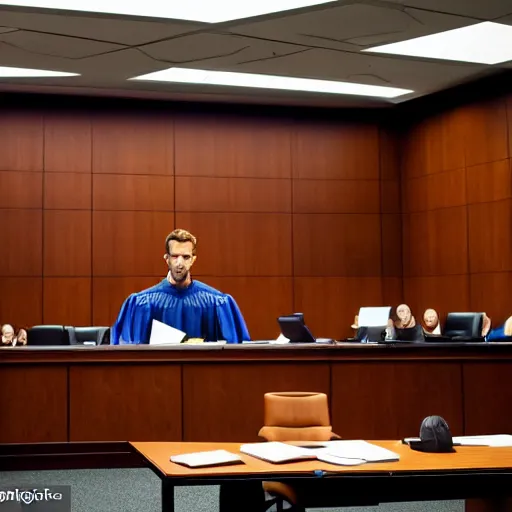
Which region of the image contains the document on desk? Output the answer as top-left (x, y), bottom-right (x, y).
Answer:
top-left (316, 440), bottom-right (400, 463)
top-left (149, 319), bottom-right (186, 345)
top-left (240, 441), bottom-right (399, 466)
top-left (452, 434), bottom-right (512, 447)
top-left (240, 442), bottom-right (317, 463)
top-left (170, 449), bottom-right (243, 468)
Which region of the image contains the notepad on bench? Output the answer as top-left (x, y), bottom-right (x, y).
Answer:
top-left (452, 434), bottom-right (512, 447)
top-left (240, 441), bottom-right (399, 466)
top-left (170, 449), bottom-right (244, 468)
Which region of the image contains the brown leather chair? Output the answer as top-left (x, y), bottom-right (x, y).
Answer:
top-left (258, 392), bottom-right (340, 511)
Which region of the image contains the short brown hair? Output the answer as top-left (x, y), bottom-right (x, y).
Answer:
top-left (165, 229), bottom-right (197, 254)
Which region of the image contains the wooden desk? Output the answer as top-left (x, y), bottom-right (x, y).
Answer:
top-left (1, 343), bottom-right (512, 445)
top-left (131, 440), bottom-right (512, 512)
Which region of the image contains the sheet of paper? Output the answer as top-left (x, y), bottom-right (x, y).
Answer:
top-left (240, 442), bottom-right (315, 463)
top-left (270, 333), bottom-right (290, 344)
top-left (452, 434), bottom-right (512, 447)
top-left (316, 453), bottom-right (366, 466)
top-left (171, 449), bottom-right (242, 468)
top-left (320, 440), bottom-right (400, 462)
top-left (149, 319), bottom-right (186, 345)
top-left (358, 307), bottom-right (391, 327)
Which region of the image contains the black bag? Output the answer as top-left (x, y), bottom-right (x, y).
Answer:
top-left (409, 415), bottom-right (454, 453)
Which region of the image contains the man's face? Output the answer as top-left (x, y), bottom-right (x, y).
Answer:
top-left (397, 305), bottom-right (411, 323)
top-left (424, 309), bottom-right (438, 328)
top-left (164, 241), bottom-right (196, 283)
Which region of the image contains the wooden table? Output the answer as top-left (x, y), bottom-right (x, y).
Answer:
top-left (131, 440), bottom-right (512, 512)
top-left (1, 342), bottom-right (512, 445)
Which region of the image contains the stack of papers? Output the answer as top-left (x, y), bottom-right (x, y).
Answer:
top-left (240, 441), bottom-right (400, 466)
top-left (452, 434), bottom-right (512, 447)
top-left (170, 449), bottom-right (243, 468)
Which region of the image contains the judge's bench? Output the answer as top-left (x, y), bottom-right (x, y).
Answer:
top-left (1, 342), bottom-right (511, 444)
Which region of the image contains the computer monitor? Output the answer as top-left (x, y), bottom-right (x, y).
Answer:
top-left (395, 324), bottom-right (425, 342)
top-left (277, 315), bottom-right (334, 344)
top-left (277, 315), bottom-right (316, 343)
top-left (355, 326), bottom-right (387, 343)
top-left (444, 313), bottom-right (484, 339)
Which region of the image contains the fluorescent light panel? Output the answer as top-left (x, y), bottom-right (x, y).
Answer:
top-left (0, 65), bottom-right (78, 77)
top-left (130, 67), bottom-right (413, 98)
top-left (364, 22), bottom-right (512, 65)
top-left (0, 0), bottom-right (336, 23)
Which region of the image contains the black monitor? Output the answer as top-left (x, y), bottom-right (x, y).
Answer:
top-left (443, 312), bottom-right (483, 338)
top-left (277, 315), bottom-right (316, 343)
top-left (395, 324), bottom-right (425, 342)
top-left (355, 326), bottom-right (387, 343)
top-left (277, 315), bottom-right (333, 344)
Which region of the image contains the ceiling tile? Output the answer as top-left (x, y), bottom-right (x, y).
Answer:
top-left (380, 0), bottom-right (512, 20)
top-left (0, 30), bottom-right (123, 59)
top-left (0, 9), bottom-right (198, 45)
top-left (231, 3), bottom-right (474, 50)
top-left (229, 47), bottom-right (484, 95)
top-left (142, 33), bottom-right (308, 67)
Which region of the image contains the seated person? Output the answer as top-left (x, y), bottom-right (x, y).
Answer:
top-left (481, 313), bottom-right (492, 337)
top-left (422, 308), bottom-right (441, 335)
top-left (351, 315), bottom-right (359, 333)
top-left (16, 328), bottom-right (27, 346)
top-left (486, 316), bottom-right (512, 342)
top-left (111, 229), bottom-right (250, 344)
top-left (1, 324), bottom-right (16, 346)
top-left (395, 304), bottom-right (416, 329)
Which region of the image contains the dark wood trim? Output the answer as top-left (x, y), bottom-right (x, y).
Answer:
top-left (0, 441), bottom-right (146, 471)
top-left (1, 343), bottom-right (511, 364)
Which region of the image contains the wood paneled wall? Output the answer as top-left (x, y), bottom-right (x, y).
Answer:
top-left (0, 103), bottom-right (401, 340)
top-left (401, 95), bottom-right (512, 327)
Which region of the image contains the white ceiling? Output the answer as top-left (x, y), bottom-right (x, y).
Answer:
top-left (0, 0), bottom-right (511, 107)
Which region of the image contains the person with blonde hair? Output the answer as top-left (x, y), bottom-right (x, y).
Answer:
top-left (112, 229), bottom-right (249, 344)
top-left (1, 324), bottom-right (16, 346)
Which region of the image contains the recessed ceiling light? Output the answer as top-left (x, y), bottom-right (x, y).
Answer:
top-left (0, 0), bottom-right (336, 23)
top-left (0, 65), bottom-right (79, 77)
top-left (364, 21), bottom-right (512, 65)
top-left (130, 67), bottom-right (413, 98)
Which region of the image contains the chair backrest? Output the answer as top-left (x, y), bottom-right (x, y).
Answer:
top-left (27, 325), bottom-right (69, 346)
top-left (396, 323), bottom-right (425, 342)
top-left (444, 313), bottom-right (483, 338)
top-left (66, 326), bottom-right (110, 345)
top-left (258, 392), bottom-right (336, 442)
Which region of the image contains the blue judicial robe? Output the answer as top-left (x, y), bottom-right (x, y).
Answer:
top-left (486, 323), bottom-right (511, 342)
top-left (111, 279), bottom-right (250, 345)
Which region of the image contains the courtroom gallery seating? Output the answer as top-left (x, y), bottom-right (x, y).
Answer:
top-left (258, 392), bottom-right (340, 512)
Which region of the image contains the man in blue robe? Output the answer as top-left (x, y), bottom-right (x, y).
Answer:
top-left (111, 229), bottom-right (250, 344)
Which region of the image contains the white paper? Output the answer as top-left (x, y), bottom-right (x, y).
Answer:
top-left (240, 440), bottom-right (399, 465)
top-left (316, 453), bottom-right (366, 466)
top-left (240, 442), bottom-right (315, 463)
top-left (171, 449), bottom-right (241, 468)
top-left (358, 307), bottom-right (391, 327)
top-left (270, 334), bottom-right (290, 344)
top-left (452, 434), bottom-right (512, 447)
top-left (319, 440), bottom-right (400, 462)
top-left (149, 319), bottom-right (186, 345)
